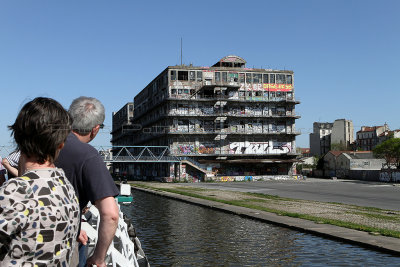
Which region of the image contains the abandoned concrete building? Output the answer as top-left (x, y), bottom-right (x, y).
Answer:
top-left (112, 55), bottom-right (300, 181)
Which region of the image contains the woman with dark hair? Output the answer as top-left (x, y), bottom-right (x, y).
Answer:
top-left (0, 97), bottom-right (80, 266)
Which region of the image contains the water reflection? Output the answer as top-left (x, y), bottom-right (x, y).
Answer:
top-left (121, 189), bottom-right (399, 266)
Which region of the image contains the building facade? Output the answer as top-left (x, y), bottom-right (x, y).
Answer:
top-left (356, 124), bottom-right (389, 151)
top-left (310, 119), bottom-right (354, 156)
top-left (310, 122), bottom-right (333, 156)
top-left (122, 55), bottom-right (300, 181)
top-left (331, 119), bottom-right (354, 148)
top-left (111, 102), bottom-right (134, 147)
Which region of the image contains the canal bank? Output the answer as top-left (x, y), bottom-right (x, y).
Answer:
top-left (129, 182), bottom-right (400, 256)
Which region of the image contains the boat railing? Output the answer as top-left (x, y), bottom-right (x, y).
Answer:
top-left (81, 200), bottom-right (149, 266)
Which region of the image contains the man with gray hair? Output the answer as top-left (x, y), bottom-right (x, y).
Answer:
top-left (56, 96), bottom-right (119, 267)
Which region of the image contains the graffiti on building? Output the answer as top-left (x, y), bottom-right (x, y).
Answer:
top-left (178, 144), bottom-right (195, 154)
top-left (220, 176), bottom-right (235, 182)
top-left (379, 171), bottom-right (400, 182)
top-left (229, 141), bottom-right (292, 154)
top-left (230, 142), bottom-right (269, 154)
top-left (199, 144), bottom-right (215, 154)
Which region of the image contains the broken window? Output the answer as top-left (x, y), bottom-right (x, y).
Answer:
top-left (171, 70), bottom-right (176, 81)
top-left (215, 72), bottom-right (221, 82)
top-left (239, 73), bottom-right (245, 83)
top-left (286, 75), bottom-right (292, 84)
top-left (270, 91), bottom-right (276, 99)
top-left (229, 72), bottom-right (238, 82)
top-left (222, 72), bottom-right (227, 82)
top-left (189, 71), bottom-right (195, 81)
top-left (196, 71), bottom-right (203, 81)
top-left (276, 74), bottom-right (286, 84)
top-left (178, 71), bottom-right (188, 81)
top-left (263, 74), bottom-right (269, 83)
top-left (270, 74), bottom-right (275, 83)
top-left (253, 73), bottom-right (261, 83)
top-left (246, 73), bottom-right (252, 83)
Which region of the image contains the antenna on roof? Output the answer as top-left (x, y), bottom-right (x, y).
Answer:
top-left (180, 37), bottom-right (183, 66)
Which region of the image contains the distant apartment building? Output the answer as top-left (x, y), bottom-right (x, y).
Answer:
top-left (111, 102), bottom-right (134, 147)
top-left (356, 124), bottom-right (389, 151)
top-left (117, 55), bottom-right (300, 181)
top-left (111, 102), bottom-right (134, 175)
top-left (379, 129), bottom-right (400, 144)
top-left (310, 119), bottom-right (354, 156)
top-left (331, 119), bottom-right (354, 148)
top-left (309, 122), bottom-right (333, 156)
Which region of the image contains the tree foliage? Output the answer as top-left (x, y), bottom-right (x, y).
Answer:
top-left (331, 143), bottom-right (349, 151)
top-left (373, 138), bottom-right (400, 168)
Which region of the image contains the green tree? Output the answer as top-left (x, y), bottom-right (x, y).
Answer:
top-left (373, 138), bottom-right (400, 169)
top-left (331, 142), bottom-right (349, 151)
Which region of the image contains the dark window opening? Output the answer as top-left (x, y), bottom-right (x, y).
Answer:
top-left (239, 73), bottom-right (245, 83)
top-left (270, 74), bottom-right (275, 83)
top-left (276, 74), bottom-right (286, 84)
top-left (222, 72), bottom-right (227, 82)
top-left (246, 73), bottom-right (252, 83)
top-left (253, 73), bottom-right (261, 83)
top-left (215, 72), bottom-right (221, 82)
top-left (178, 71), bottom-right (188, 81)
top-left (286, 75), bottom-right (292, 84)
top-left (196, 71), bottom-right (203, 81)
top-left (263, 74), bottom-right (269, 83)
top-left (171, 70), bottom-right (176, 81)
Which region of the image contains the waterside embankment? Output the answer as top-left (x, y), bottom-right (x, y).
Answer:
top-left (129, 181), bottom-right (400, 256)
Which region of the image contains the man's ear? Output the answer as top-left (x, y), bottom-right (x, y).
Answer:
top-left (90, 125), bottom-right (100, 140)
top-left (58, 143), bottom-right (65, 150)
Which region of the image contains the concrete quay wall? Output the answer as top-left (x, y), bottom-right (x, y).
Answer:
top-left (131, 185), bottom-right (400, 256)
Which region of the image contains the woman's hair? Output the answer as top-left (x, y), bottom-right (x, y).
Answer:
top-left (9, 97), bottom-right (71, 164)
top-left (68, 96), bottom-right (105, 135)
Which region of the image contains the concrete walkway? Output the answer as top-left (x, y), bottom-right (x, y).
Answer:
top-left (132, 185), bottom-right (400, 256)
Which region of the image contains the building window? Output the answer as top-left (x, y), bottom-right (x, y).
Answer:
top-left (286, 75), bottom-right (293, 84)
top-left (229, 72), bottom-right (238, 82)
top-left (222, 72), bottom-right (227, 82)
top-left (263, 74), bottom-right (269, 83)
top-left (189, 71), bottom-right (195, 81)
top-left (253, 73), bottom-right (261, 83)
top-left (276, 74), bottom-right (286, 84)
top-left (178, 71), bottom-right (188, 81)
top-left (239, 73), bottom-right (245, 83)
top-left (215, 72), bottom-right (221, 82)
top-left (246, 73), bottom-right (252, 83)
top-left (270, 74), bottom-right (275, 83)
top-left (171, 70), bottom-right (176, 81)
top-left (196, 71), bottom-right (203, 81)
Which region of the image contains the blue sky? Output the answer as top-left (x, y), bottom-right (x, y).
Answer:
top-left (0, 0), bottom-right (399, 155)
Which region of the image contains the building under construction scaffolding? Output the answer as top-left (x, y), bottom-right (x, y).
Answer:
top-left (112, 55), bottom-right (300, 181)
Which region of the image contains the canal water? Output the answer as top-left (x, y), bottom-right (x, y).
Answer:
top-left (121, 189), bottom-right (400, 266)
